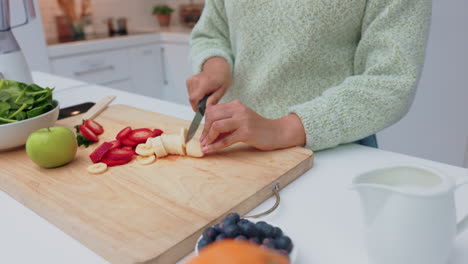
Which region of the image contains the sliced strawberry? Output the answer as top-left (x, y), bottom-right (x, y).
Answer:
top-left (122, 146), bottom-right (136, 154)
top-left (84, 120), bottom-right (104, 135)
top-left (100, 157), bottom-right (132, 167)
top-left (116, 126), bottom-right (132, 140)
top-left (128, 128), bottom-right (153, 143)
top-left (107, 140), bottom-right (121, 150)
top-left (89, 142), bottom-right (113, 163)
top-left (79, 124), bottom-right (99, 142)
top-left (121, 137), bottom-right (138, 147)
top-left (104, 148), bottom-right (135, 161)
top-left (152, 129), bottom-right (164, 137)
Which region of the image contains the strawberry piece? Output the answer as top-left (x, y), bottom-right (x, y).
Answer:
top-left (122, 146), bottom-right (136, 155)
top-left (128, 128), bottom-right (153, 144)
top-left (116, 126), bottom-right (132, 140)
top-left (152, 129), bottom-right (164, 137)
top-left (89, 142), bottom-right (113, 163)
top-left (121, 137), bottom-right (138, 147)
top-left (100, 157), bottom-right (132, 167)
top-left (107, 140), bottom-right (121, 150)
top-left (84, 120), bottom-right (104, 135)
top-left (79, 124), bottom-right (99, 142)
top-left (104, 148), bottom-right (135, 161)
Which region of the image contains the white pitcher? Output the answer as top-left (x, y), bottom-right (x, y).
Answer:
top-left (352, 166), bottom-right (468, 264)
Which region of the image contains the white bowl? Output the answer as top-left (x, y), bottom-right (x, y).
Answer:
top-left (195, 218), bottom-right (298, 263)
top-left (0, 101), bottom-right (59, 151)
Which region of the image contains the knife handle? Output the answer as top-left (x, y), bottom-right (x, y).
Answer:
top-left (198, 94), bottom-right (211, 116)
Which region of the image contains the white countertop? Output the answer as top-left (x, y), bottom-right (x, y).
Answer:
top-left (48, 28), bottom-right (191, 58)
top-left (1, 72), bottom-right (468, 264)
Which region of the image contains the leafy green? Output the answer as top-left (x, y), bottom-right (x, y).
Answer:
top-left (0, 79), bottom-right (56, 125)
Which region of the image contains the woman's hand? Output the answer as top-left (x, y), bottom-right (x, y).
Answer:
top-left (200, 100), bottom-right (307, 153)
top-left (186, 57), bottom-right (232, 112)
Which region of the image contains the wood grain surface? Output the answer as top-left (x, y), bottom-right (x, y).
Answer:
top-left (0, 105), bottom-right (313, 264)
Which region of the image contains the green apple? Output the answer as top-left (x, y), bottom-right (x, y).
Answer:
top-left (26, 126), bottom-right (78, 168)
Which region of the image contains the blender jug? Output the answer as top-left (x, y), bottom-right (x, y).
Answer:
top-left (0, 0), bottom-right (36, 83)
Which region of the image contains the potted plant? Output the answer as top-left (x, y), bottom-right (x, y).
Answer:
top-left (152, 5), bottom-right (174, 27)
top-left (179, 0), bottom-right (203, 28)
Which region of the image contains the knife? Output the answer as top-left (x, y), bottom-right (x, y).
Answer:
top-left (186, 94), bottom-right (210, 143)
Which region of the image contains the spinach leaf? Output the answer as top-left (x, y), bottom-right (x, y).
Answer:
top-left (0, 79), bottom-right (56, 125)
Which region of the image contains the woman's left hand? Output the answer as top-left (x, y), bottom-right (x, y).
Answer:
top-left (200, 100), bottom-right (307, 153)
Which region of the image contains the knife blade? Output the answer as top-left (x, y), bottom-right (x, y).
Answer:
top-left (186, 94), bottom-right (210, 143)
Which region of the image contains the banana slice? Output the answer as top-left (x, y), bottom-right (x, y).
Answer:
top-left (162, 134), bottom-right (185, 156)
top-left (87, 162), bottom-right (108, 174)
top-left (186, 138), bottom-right (204, 158)
top-left (136, 143), bottom-right (154, 156)
top-left (152, 136), bottom-right (168, 158)
top-left (136, 155), bottom-right (156, 165)
top-left (181, 128), bottom-right (188, 149)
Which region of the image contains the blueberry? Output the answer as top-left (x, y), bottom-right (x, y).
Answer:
top-left (248, 237), bottom-right (262, 244)
top-left (213, 223), bottom-right (223, 233)
top-left (255, 221), bottom-right (274, 238)
top-left (225, 212), bottom-right (240, 223)
top-left (277, 249), bottom-right (289, 256)
top-left (238, 221), bottom-right (258, 237)
top-left (275, 236), bottom-right (292, 250)
top-left (255, 221), bottom-right (268, 237)
top-left (235, 235), bottom-right (247, 241)
top-left (203, 227), bottom-right (219, 240)
top-left (197, 236), bottom-right (212, 250)
top-left (215, 233), bottom-right (227, 241)
top-left (262, 238), bottom-right (276, 249)
top-left (224, 224), bottom-right (240, 238)
top-left (272, 227), bottom-right (283, 238)
top-left (237, 218), bottom-right (250, 226)
top-left (263, 224), bottom-right (275, 238)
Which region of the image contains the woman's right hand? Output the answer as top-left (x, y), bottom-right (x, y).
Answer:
top-left (186, 57), bottom-right (232, 112)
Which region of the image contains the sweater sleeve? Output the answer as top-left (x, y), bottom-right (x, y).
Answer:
top-left (189, 0), bottom-right (234, 74)
top-left (289, 0), bottom-right (432, 151)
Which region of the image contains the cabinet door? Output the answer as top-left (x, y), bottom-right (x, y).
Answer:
top-left (160, 43), bottom-right (192, 106)
top-left (129, 45), bottom-right (164, 98)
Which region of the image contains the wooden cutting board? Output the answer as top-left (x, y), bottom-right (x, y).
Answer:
top-left (0, 105), bottom-right (313, 264)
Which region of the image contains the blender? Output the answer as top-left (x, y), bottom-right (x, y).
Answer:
top-left (0, 0), bottom-right (36, 83)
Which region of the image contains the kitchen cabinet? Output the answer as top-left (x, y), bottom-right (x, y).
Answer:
top-left (50, 49), bottom-right (132, 86)
top-left (129, 44), bottom-right (164, 98)
top-left (160, 43), bottom-right (192, 106)
top-left (48, 33), bottom-right (193, 106)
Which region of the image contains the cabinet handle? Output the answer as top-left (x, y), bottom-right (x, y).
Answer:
top-left (160, 47), bottom-right (168, 85)
top-left (74, 65), bottom-right (115, 76)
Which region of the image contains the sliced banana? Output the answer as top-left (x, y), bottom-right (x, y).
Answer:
top-left (87, 162), bottom-right (108, 174)
top-left (136, 155), bottom-right (156, 165)
top-left (180, 128), bottom-right (188, 150)
top-left (162, 134), bottom-right (185, 156)
top-left (136, 143), bottom-right (154, 156)
top-left (152, 136), bottom-right (168, 158)
top-left (186, 138), bottom-right (204, 158)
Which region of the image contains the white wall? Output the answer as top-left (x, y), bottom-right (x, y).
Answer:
top-left (377, 0), bottom-right (468, 167)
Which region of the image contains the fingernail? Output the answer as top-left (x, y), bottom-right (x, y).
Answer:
top-left (202, 146), bottom-right (209, 153)
top-left (201, 139), bottom-right (207, 146)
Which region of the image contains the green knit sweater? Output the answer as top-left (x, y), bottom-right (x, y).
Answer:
top-left (190, 0), bottom-right (432, 151)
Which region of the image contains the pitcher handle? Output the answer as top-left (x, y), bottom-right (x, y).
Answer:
top-left (10, 0), bottom-right (36, 29)
top-left (456, 179), bottom-right (468, 235)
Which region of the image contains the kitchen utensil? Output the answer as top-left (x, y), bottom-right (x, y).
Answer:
top-left (0, 0), bottom-right (36, 83)
top-left (352, 166), bottom-right (468, 264)
top-left (0, 105), bottom-right (313, 264)
top-left (81, 95), bottom-right (115, 120)
top-left (186, 94), bottom-right (210, 143)
top-left (0, 100), bottom-right (59, 151)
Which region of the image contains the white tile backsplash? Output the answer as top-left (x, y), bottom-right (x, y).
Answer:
top-left (38, 0), bottom-right (203, 41)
